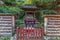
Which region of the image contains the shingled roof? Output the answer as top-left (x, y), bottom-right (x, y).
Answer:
top-left (23, 4), bottom-right (37, 8)
top-left (22, 4), bottom-right (39, 11)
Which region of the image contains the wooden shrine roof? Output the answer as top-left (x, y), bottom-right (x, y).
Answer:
top-left (23, 4), bottom-right (37, 8)
top-left (43, 15), bottom-right (60, 17)
top-left (22, 4), bottom-right (39, 11)
top-left (0, 13), bottom-right (17, 16)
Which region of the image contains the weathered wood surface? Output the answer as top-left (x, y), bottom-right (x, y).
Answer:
top-left (44, 15), bottom-right (60, 36)
top-left (0, 16), bottom-right (14, 36)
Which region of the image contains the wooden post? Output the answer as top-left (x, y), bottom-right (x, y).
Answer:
top-left (16, 28), bottom-right (19, 40)
top-left (44, 18), bottom-right (48, 35)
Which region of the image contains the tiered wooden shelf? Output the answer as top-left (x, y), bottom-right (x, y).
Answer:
top-left (0, 14), bottom-right (16, 36)
top-left (44, 15), bottom-right (60, 36)
top-left (0, 16), bottom-right (12, 36)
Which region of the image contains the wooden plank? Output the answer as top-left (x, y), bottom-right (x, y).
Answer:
top-left (0, 34), bottom-right (12, 36)
top-left (0, 30), bottom-right (12, 31)
top-left (0, 28), bottom-right (12, 30)
top-left (47, 25), bottom-right (60, 26)
top-left (0, 14), bottom-right (17, 16)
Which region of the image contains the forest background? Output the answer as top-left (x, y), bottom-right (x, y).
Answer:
top-left (0, 0), bottom-right (57, 28)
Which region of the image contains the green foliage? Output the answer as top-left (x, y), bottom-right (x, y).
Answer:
top-left (34, 0), bottom-right (56, 10)
top-left (39, 10), bottom-right (57, 15)
top-left (34, 0), bottom-right (56, 4)
top-left (36, 9), bottom-right (56, 22)
top-left (0, 36), bottom-right (10, 40)
top-left (15, 19), bottom-right (25, 28)
top-left (3, 0), bottom-right (15, 3)
top-left (15, 1), bottom-right (24, 7)
top-left (15, 19), bottom-right (22, 27)
top-left (49, 37), bottom-right (60, 40)
top-left (24, 0), bottom-right (33, 4)
top-left (2, 0), bottom-right (15, 6)
top-left (15, 0), bottom-right (24, 7)
top-left (0, 5), bottom-right (20, 13)
top-left (34, 23), bottom-right (44, 28)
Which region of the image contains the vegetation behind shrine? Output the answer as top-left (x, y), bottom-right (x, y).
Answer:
top-left (0, 0), bottom-right (57, 28)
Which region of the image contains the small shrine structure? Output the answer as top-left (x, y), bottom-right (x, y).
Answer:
top-left (16, 4), bottom-right (44, 40)
top-left (22, 4), bottom-right (39, 27)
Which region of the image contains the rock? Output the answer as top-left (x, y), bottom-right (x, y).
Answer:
top-left (10, 34), bottom-right (16, 40)
top-left (0, 0), bottom-right (4, 4)
top-left (10, 37), bottom-right (14, 40)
